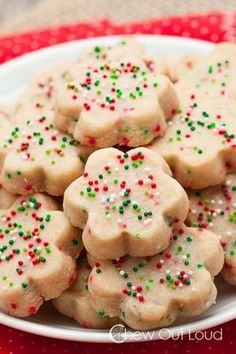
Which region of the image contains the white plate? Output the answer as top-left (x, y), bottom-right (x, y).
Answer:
top-left (0, 35), bottom-right (235, 343)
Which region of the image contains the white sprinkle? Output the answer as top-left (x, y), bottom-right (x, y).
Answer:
top-left (21, 153), bottom-right (28, 161)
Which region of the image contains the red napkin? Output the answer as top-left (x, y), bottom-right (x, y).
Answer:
top-left (0, 12), bottom-right (235, 354)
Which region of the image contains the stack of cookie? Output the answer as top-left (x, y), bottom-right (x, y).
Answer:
top-left (0, 37), bottom-right (235, 331)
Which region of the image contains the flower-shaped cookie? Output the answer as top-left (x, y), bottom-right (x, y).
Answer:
top-left (55, 58), bottom-right (178, 147)
top-left (78, 36), bottom-right (168, 75)
top-left (16, 62), bottom-right (72, 112)
top-left (150, 44), bottom-right (236, 189)
top-left (78, 37), bottom-right (146, 64)
top-left (176, 43), bottom-right (236, 99)
top-left (88, 224), bottom-right (224, 330)
top-left (187, 174), bottom-right (236, 285)
top-left (150, 91), bottom-right (236, 189)
top-left (64, 147), bottom-right (189, 259)
top-left (0, 104), bottom-right (84, 196)
top-left (53, 253), bottom-right (118, 329)
top-left (0, 194), bottom-right (83, 317)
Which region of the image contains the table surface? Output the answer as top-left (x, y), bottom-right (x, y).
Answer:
top-left (1, 0), bottom-right (236, 34)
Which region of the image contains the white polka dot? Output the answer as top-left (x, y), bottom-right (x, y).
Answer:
top-left (200, 26), bottom-right (209, 35)
top-left (190, 20), bottom-right (199, 29)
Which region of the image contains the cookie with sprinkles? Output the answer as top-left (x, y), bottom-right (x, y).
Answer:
top-left (0, 194), bottom-right (83, 317)
top-left (78, 36), bottom-right (168, 75)
top-left (78, 37), bottom-right (145, 64)
top-left (53, 253), bottom-right (119, 329)
top-left (187, 174), bottom-right (236, 285)
top-left (87, 224), bottom-right (224, 330)
top-left (64, 147), bottom-right (189, 259)
top-left (16, 62), bottom-right (73, 113)
top-left (0, 104), bottom-right (84, 196)
top-left (54, 58), bottom-right (178, 147)
top-left (176, 43), bottom-right (236, 99)
top-left (150, 43), bottom-right (236, 188)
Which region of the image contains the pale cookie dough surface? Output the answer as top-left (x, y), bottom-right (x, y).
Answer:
top-left (88, 224), bottom-right (224, 331)
top-left (0, 104), bottom-right (84, 196)
top-left (15, 63), bottom-right (73, 113)
top-left (79, 37), bottom-right (168, 75)
top-left (53, 253), bottom-right (118, 329)
top-left (176, 43), bottom-right (236, 98)
top-left (78, 37), bottom-right (145, 64)
top-left (64, 147), bottom-right (189, 259)
top-left (55, 58), bottom-right (178, 147)
top-left (0, 194), bottom-right (83, 318)
top-left (187, 174), bottom-right (236, 286)
top-left (167, 55), bottom-right (203, 82)
top-left (0, 105), bottom-right (14, 121)
top-left (150, 43), bottom-right (236, 189)
top-left (0, 187), bottom-right (17, 209)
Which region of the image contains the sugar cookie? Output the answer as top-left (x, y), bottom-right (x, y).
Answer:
top-left (88, 224), bottom-right (224, 330)
top-left (0, 104), bottom-right (84, 196)
top-left (0, 194), bottom-right (83, 317)
top-left (53, 253), bottom-right (118, 328)
top-left (187, 174), bottom-right (236, 285)
top-left (55, 58), bottom-right (178, 147)
top-left (64, 147), bottom-right (189, 259)
top-left (150, 44), bottom-right (236, 188)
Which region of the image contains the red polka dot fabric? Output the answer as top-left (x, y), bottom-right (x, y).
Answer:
top-left (0, 12), bottom-right (235, 353)
top-left (1, 12), bottom-right (236, 64)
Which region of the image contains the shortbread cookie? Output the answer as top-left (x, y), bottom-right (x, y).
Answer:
top-left (78, 37), bottom-right (145, 64)
top-left (55, 58), bottom-right (178, 147)
top-left (16, 63), bottom-right (72, 112)
top-left (176, 43), bottom-right (236, 99)
top-left (0, 187), bottom-right (16, 209)
top-left (0, 194), bottom-right (83, 317)
top-left (187, 174), bottom-right (236, 285)
top-left (0, 104), bottom-right (84, 196)
top-left (150, 45), bottom-right (236, 189)
top-left (167, 55), bottom-right (203, 82)
top-left (79, 37), bottom-right (167, 75)
top-left (64, 147), bottom-right (189, 259)
top-left (88, 224), bottom-right (224, 330)
top-left (53, 254), bottom-right (118, 328)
